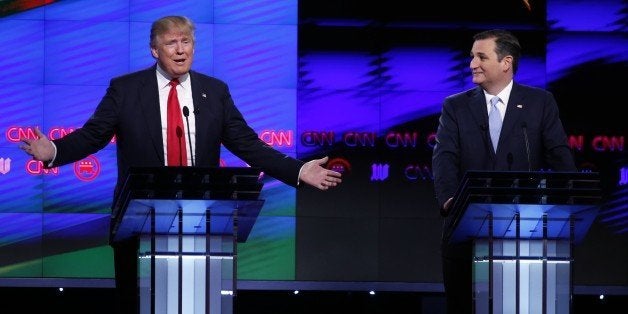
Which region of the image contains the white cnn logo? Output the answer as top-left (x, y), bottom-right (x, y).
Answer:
top-left (0, 158), bottom-right (11, 175)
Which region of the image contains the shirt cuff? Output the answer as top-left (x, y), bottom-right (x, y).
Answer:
top-left (297, 164), bottom-right (305, 186)
top-left (47, 141), bottom-right (58, 168)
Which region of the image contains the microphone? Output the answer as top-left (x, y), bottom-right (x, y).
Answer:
top-left (182, 106), bottom-right (195, 167)
top-left (175, 126), bottom-right (183, 166)
top-left (521, 122), bottom-right (531, 172)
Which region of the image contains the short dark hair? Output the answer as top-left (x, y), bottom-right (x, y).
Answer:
top-left (473, 29), bottom-right (521, 74)
top-left (150, 16), bottom-right (196, 48)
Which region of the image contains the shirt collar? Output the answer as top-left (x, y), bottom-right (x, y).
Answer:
top-left (155, 64), bottom-right (190, 89)
top-left (484, 80), bottom-right (513, 105)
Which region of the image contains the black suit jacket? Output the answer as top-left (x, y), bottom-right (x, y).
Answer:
top-left (51, 65), bottom-right (304, 201)
top-left (432, 82), bottom-right (576, 213)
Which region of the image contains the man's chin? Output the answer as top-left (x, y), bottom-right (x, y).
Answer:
top-left (170, 66), bottom-right (191, 76)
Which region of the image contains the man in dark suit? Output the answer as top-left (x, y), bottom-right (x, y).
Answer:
top-left (20, 15), bottom-right (342, 314)
top-left (432, 29), bottom-right (576, 314)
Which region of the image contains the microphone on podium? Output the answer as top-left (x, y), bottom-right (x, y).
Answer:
top-left (521, 122), bottom-right (531, 172)
top-left (182, 106), bottom-right (195, 167)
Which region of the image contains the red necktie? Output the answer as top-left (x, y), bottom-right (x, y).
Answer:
top-left (167, 78), bottom-right (187, 166)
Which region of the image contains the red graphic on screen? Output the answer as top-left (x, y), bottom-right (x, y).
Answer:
top-left (260, 130), bottom-right (293, 147)
top-left (0, 0), bottom-right (56, 18)
top-left (73, 155), bottom-right (100, 181)
top-left (26, 160), bottom-right (59, 175)
top-left (326, 157), bottom-right (351, 175)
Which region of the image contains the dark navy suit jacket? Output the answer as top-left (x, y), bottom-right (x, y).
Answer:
top-left (432, 82), bottom-right (576, 214)
top-left (51, 65), bottom-right (303, 201)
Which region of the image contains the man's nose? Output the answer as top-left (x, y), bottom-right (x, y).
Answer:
top-left (469, 58), bottom-right (478, 69)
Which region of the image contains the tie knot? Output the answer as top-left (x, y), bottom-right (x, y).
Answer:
top-left (170, 79), bottom-right (179, 87)
top-left (490, 96), bottom-right (500, 106)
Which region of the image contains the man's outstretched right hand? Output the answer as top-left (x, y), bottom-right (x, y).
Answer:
top-left (20, 127), bottom-right (55, 163)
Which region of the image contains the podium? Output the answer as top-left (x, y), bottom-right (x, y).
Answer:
top-left (110, 166), bottom-right (265, 314)
top-left (444, 171), bottom-right (602, 314)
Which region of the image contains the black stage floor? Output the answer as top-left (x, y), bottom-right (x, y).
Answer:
top-left (0, 287), bottom-right (626, 314)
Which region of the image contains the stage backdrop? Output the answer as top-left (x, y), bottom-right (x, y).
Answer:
top-left (0, 0), bottom-right (299, 283)
top-left (295, 0), bottom-right (628, 290)
top-left (0, 0), bottom-right (626, 291)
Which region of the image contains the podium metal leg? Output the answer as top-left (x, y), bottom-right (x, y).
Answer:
top-left (206, 208), bottom-right (211, 314)
top-left (233, 208), bottom-right (238, 297)
top-left (515, 213), bottom-right (520, 314)
top-left (178, 208), bottom-right (183, 314)
top-left (543, 214), bottom-right (547, 314)
top-left (488, 212), bottom-right (494, 314)
top-left (569, 215), bottom-right (574, 314)
top-left (151, 207), bottom-right (156, 314)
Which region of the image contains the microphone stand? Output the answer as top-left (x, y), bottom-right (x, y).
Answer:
top-left (182, 106), bottom-right (195, 167)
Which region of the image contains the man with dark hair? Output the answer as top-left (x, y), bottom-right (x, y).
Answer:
top-left (432, 29), bottom-right (576, 314)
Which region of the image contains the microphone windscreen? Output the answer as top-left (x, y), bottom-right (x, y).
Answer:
top-left (182, 106), bottom-right (190, 117)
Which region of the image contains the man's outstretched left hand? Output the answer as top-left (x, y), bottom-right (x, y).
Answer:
top-left (299, 156), bottom-right (342, 190)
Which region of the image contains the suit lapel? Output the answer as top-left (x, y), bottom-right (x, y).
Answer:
top-left (498, 83), bottom-right (525, 152)
top-left (189, 71), bottom-right (209, 164)
top-left (468, 87), bottom-right (488, 130)
top-left (139, 66), bottom-right (165, 165)
top-left (468, 87), bottom-right (494, 155)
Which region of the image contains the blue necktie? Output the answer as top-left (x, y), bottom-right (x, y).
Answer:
top-left (488, 96), bottom-right (502, 152)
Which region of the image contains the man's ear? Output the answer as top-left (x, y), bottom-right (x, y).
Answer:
top-left (502, 55), bottom-right (513, 72)
top-left (150, 46), bottom-right (158, 59)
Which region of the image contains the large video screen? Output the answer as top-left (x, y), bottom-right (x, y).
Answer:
top-left (0, 0), bottom-right (298, 283)
top-left (295, 0), bottom-right (628, 288)
top-left (0, 0), bottom-right (626, 291)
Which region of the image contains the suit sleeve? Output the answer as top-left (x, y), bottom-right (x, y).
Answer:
top-left (432, 97), bottom-right (461, 215)
top-left (217, 84), bottom-right (304, 187)
top-left (51, 79), bottom-right (120, 167)
top-left (541, 92), bottom-right (577, 171)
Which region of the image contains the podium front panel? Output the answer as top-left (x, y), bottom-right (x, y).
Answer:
top-left (445, 171), bottom-right (602, 244)
top-left (112, 198), bottom-right (264, 243)
top-left (449, 203), bottom-right (598, 244)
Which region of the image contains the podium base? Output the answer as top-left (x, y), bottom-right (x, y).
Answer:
top-left (473, 239), bottom-right (571, 314)
top-left (138, 234), bottom-right (235, 314)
